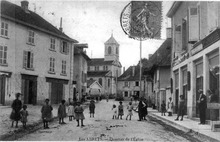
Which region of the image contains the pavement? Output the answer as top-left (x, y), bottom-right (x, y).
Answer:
top-left (148, 108), bottom-right (220, 142)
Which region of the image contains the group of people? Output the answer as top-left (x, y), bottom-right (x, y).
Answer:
top-left (10, 93), bottom-right (94, 129)
top-left (111, 99), bottom-right (149, 121)
top-left (160, 89), bottom-right (209, 125)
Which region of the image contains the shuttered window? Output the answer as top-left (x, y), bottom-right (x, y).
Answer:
top-left (0, 45), bottom-right (7, 65)
top-left (61, 60), bottom-right (67, 74)
top-left (1, 22), bottom-right (8, 37)
top-left (188, 7), bottom-right (199, 42)
top-left (60, 40), bottom-right (69, 54)
top-left (23, 51), bottom-right (34, 69)
top-left (49, 57), bottom-right (55, 72)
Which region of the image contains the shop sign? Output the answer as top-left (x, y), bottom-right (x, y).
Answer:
top-left (191, 44), bottom-right (203, 55)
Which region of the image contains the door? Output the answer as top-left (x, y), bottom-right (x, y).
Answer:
top-left (0, 75), bottom-right (6, 105)
top-left (51, 82), bottom-right (63, 104)
top-left (175, 89), bottom-right (179, 113)
top-left (22, 75), bottom-right (37, 105)
top-left (196, 76), bottom-right (203, 117)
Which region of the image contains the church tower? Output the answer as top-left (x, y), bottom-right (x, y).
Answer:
top-left (104, 34), bottom-right (120, 61)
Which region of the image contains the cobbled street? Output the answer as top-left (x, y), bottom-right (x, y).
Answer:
top-left (15, 100), bottom-right (206, 141)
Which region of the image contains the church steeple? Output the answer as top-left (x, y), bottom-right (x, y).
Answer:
top-left (104, 34), bottom-right (120, 61)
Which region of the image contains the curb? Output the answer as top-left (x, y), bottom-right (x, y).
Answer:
top-left (149, 113), bottom-right (220, 142)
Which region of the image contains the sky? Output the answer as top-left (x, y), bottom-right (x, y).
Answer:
top-left (9, 0), bottom-right (173, 70)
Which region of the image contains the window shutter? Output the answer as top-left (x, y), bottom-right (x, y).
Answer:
top-left (188, 7), bottom-right (199, 42)
top-left (187, 71), bottom-right (191, 91)
top-left (23, 51), bottom-right (27, 68)
top-left (60, 40), bottom-right (63, 53)
top-left (67, 42), bottom-right (70, 54)
top-left (30, 52), bottom-right (34, 68)
top-left (175, 26), bottom-right (182, 54)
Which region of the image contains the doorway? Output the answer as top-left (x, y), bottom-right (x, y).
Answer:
top-left (0, 75), bottom-right (6, 105)
top-left (22, 74), bottom-right (37, 105)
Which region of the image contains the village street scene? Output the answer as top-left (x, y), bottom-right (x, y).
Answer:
top-left (0, 0), bottom-right (220, 141)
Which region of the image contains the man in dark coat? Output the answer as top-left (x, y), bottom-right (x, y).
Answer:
top-left (197, 89), bottom-right (207, 125)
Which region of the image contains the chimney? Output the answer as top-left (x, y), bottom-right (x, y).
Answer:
top-left (21, 0), bottom-right (29, 13)
top-left (148, 54), bottom-right (152, 59)
top-left (123, 67), bottom-right (125, 73)
top-left (166, 28), bottom-right (172, 39)
top-left (59, 17), bottom-right (63, 32)
top-left (132, 66), bottom-right (135, 76)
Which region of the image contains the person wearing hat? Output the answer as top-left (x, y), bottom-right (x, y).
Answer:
top-left (10, 93), bottom-right (22, 128)
top-left (74, 101), bottom-right (85, 127)
top-left (167, 97), bottom-right (173, 116)
top-left (197, 89), bottom-right (207, 125)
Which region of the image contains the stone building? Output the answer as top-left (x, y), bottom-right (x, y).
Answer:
top-left (167, 1), bottom-right (220, 120)
top-left (0, 0), bottom-right (78, 105)
top-left (87, 34), bottom-right (122, 96)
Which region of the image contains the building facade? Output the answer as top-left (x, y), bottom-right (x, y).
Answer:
top-left (87, 34), bottom-right (122, 96)
top-left (167, 1), bottom-right (220, 120)
top-left (0, 0), bottom-right (78, 105)
top-left (143, 36), bottom-right (172, 111)
top-left (118, 65), bottom-right (152, 100)
top-left (73, 44), bottom-right (90, 101)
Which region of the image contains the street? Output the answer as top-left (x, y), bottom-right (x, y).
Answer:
top-left (16, 100), bottom-right (204, 141)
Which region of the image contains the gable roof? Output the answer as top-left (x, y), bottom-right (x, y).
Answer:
top-left (143, 38), bottom-right (172, 74)
top-left (87, 79), bottom-right (102, 88)
top-left (118, 66), bottom-right (143, 81)
top-left (105, 35), bottom-right (119, 45)
top-left (87, 71), bottom-right (110, 77)
top-left (1, 0), bottom-right (78, 42)
top-left (88, 58), bottom-right (114, 66)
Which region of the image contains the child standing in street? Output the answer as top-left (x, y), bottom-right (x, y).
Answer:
top-left (58, 100), bottom-right (67, 124)
top-left (41, 99), bottom-right (53, 129)
top-left (161, 100), bottom-right (166, 116)
top-left (74, 102), bottom-right (85, 127)
top-left (112, 104), bottom-right (117, 119)
top-left (126, 102), bottom-right (134, 120)
top-left (89, 99), bottom-right (95, 118)
top-left (118, 101), bottom-right (124, 119)
top-left (68, 102), bottom-right (75, 121)
top-left (20, 105), bottom-right (28, 128)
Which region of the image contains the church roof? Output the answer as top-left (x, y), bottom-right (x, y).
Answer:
top-left (88, 58), bottom-right (114, 66)
top-left (105, 34), bottom-right (119, 45)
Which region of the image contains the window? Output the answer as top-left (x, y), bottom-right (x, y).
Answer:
top-left (88, 66), bottom-right (90, 71)
top-left (188, 6), bottom-right (199, 42)
top-left (60, 40), bottom-right (69, 54)
top-left (1, 22), bottom-right (8, 37)
top-left (124, 91), bottom-right (128, 97)
top-left (98, 78), bottom-right (102, 86)
top-left (182, 19), bottom-right (187, 51)
top-left (135, 81), bottom-right (139, 86)
top-left (50, 38), bottom-right (56, 50)
top-left (61, 60), bottom-right (67, 75)
top-left (108, 46), bottom-right (111, 54)
top-left (49, 57), bottom-right (55, 72)
top-left (23, 51), bottom-right (34, 69)
top-left (28, 30), bottom-right (35, 44)
top-left (95, 66), bottom-right (99, 71)
top-left (108, 79), bottom-right (110, 87)
top-left (0, 45), bottom-right (7, 65)
top-left (103, 65), bottom-right (108, 71)
top-left (124, 81), bottom-right (130, 87)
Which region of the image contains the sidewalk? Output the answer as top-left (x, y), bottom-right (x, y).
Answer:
top-left (148, 108), bottom-right (220, 142)
top-left (0, 101), bottom-right (91, 140)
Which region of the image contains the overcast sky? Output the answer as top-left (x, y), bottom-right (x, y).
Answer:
top-left (9, 0), bottom-right (173, 69)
